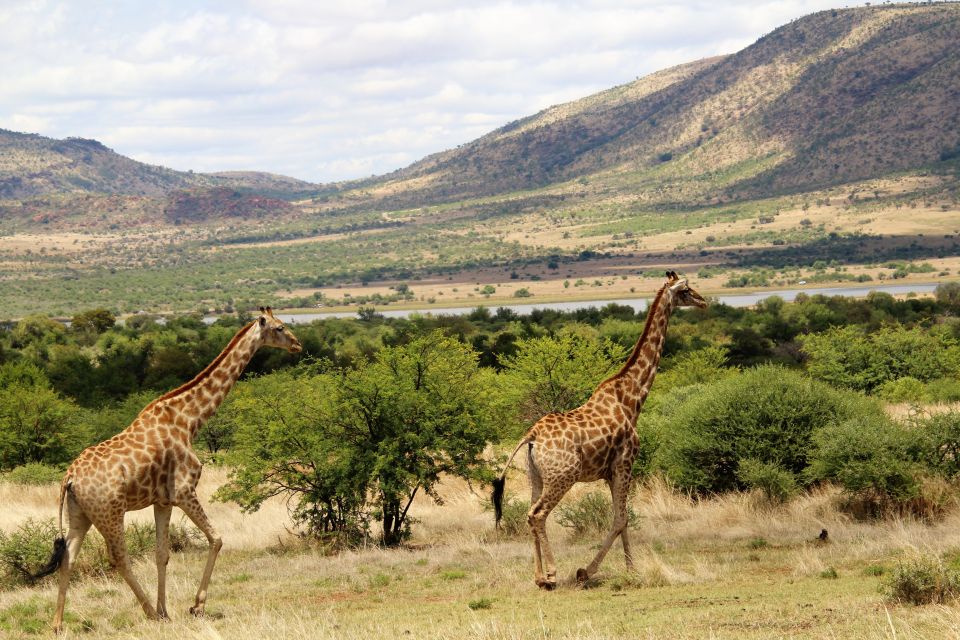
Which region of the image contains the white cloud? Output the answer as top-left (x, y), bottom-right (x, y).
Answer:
top-left (0, 0), bottom-right (885, 182)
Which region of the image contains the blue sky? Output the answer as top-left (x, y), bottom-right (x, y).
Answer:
top-left (3, 1), bottom-right (864, 183)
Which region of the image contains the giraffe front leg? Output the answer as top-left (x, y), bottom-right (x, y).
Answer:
top-left (154, 504), bottom-right (173, 620)
top-left (177, 491), bottom-right (222, 617)
top-left (577, 472), bottom-right (632, 584)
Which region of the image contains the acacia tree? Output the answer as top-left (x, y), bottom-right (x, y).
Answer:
top-left (218, 330), bottom-right (498, 546)
top-left (342, 330), bottom-right (498, 544)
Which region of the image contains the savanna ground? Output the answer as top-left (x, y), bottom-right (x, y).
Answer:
top-left (5, 466), bottom-right (960, 639)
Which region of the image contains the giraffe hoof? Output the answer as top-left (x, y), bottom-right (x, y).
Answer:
top-left (576, 568), bottom-right (589, 584)
top-left (535, 578), bottom-right (557, 590)
top-left (189, 605), bottom-right (204, 618)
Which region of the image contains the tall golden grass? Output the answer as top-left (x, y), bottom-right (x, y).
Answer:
top-left (4, 468), bottom-right (960, 638)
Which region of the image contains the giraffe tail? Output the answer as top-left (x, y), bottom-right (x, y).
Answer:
top-left (23, 475), bottom-right (71, 582)
top-left (491, 476), bottom-right (506, 526)
top-left (492, 437), bottom-right (531, 528)
top-left (25, 538), bottom-right (66, 582)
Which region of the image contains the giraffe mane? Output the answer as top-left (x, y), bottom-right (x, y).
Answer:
top-left (602, 281), bottom-right (670, 384)
top-left (144, 320), bottom-right (257, 409)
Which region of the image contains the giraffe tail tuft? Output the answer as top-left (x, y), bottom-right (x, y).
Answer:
top-left (491, 476), bottom-right (506, 527)
top-left (17, 537), bottom-right (66, 583)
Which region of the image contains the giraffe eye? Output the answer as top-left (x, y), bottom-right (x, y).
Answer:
top-left (275, 326), bottom-right (284, 332)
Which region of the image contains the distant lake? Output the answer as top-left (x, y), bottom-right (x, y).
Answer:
top-left (253, 282), bottom-right (947, 325)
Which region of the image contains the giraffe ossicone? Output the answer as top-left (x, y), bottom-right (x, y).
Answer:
top-left (492, 272), bottom-right (707, 589)
top-left (34, 307), bottom-right (301, 634)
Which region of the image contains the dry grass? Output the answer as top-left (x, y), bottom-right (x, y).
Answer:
top-left (5, 470), bottom-right (960, 638)
top-left (0, 467), bottom-right (294, 550)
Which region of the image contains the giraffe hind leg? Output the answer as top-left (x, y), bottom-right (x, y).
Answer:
top-left (98, 515), bottom-right (159, 621)
top-left (526, 449), bottom-right (546, 587)
top-left (52, 494), bottom-right (91, 634)
top-left (528, 476), bottom-right (575, 590)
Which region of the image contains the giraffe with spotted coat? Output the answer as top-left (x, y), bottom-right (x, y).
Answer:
top-left (492, 272), bottom-right (707, 589)
top-left (34, 307), bottom-right (301, 633)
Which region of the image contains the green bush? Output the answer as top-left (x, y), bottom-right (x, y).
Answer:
top-left (657, 366), bottom-right (866, 493)
top-left (2, 463), bottom-right (63, 486)
top-left (555, 491), bottom-right (639, 540)
top-left (876, 377), bottom-right (930, 403)
top-left (925, 378), bottom-right (960, 403)
top-left (0, 519), bottom-right (60, 589)
top-left (0, 363), bottom-right (84, 470)
top-left (916, 411), bottom-right (960, 478)
top-left (491, 497), bottom-right (530, 538)
top-left (801, 326), bottom-right (960, 393)
top-left (736, 458), bottom-right (796, 502)
top-left (885, 555), bottom-right (960, 605)
top-left (807, 414), bottom-right (922, 509)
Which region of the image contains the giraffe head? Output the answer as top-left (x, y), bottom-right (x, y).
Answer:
top-left (256, 307), bottom-right (302, 353)
top-left (665, 270), bottom-right (707, 308)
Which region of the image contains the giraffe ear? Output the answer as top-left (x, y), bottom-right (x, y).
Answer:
top-left (259, 316), bottom-right (266, 327)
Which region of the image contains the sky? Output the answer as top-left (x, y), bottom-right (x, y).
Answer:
top-left (3, 0), bottom-right (867, 184)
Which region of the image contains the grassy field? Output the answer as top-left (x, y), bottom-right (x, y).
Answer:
top-left (3, 469), bottom-right (960, 639)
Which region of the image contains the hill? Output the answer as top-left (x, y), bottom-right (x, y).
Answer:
top-left (0, 129), bottom-right (322, 200)
top-left (0, 3), bottom-right (959, 316)
top-left (353, 3), bottom-right (960, 209)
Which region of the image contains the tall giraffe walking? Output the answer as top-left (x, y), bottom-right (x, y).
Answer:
top-left (492, 272), bottom-right (706, 589)
top-left (34, 307), bottom-right (301, 633)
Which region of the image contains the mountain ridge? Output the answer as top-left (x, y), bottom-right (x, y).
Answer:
top-left (1, 3), bottom-right (959, 233)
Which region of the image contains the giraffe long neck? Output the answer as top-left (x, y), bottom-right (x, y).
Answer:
top-left (148, 321), bottom-right (261, 440)
top-left (610, 286), bottom-right (676, 413)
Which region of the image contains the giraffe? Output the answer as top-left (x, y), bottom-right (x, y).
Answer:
top-left (491, 272), bottom-right (706, 589)
top-left (33, 307), bottom-right (301, 633)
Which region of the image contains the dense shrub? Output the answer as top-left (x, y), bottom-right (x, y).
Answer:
top-left (916, 411), bottom-right (960, 479)
top-left (801, 326), bottom-right (960, 393)
top-left (656, 365), bottom-right (868, 493)
top-left (0, 518), bottom-right (200, 590)
top-left (2, 463), bottom-right (63, 486)
top-left (491, 496), bottom-right (530, 538)
top-left (876, 377), bottom-right (930, 403)
top-left (0, 519), bottom-right (60, 589)
top-left (885, 554), bottom-right (960, 605)
top-left (807, 414), bottom-right (923, 508)
top-left (925, 378), bottom-right (960, 403)
top-left (736, 458), bottom-right (797, 502)
top-left (0, 362), bottom-right (83, 470)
